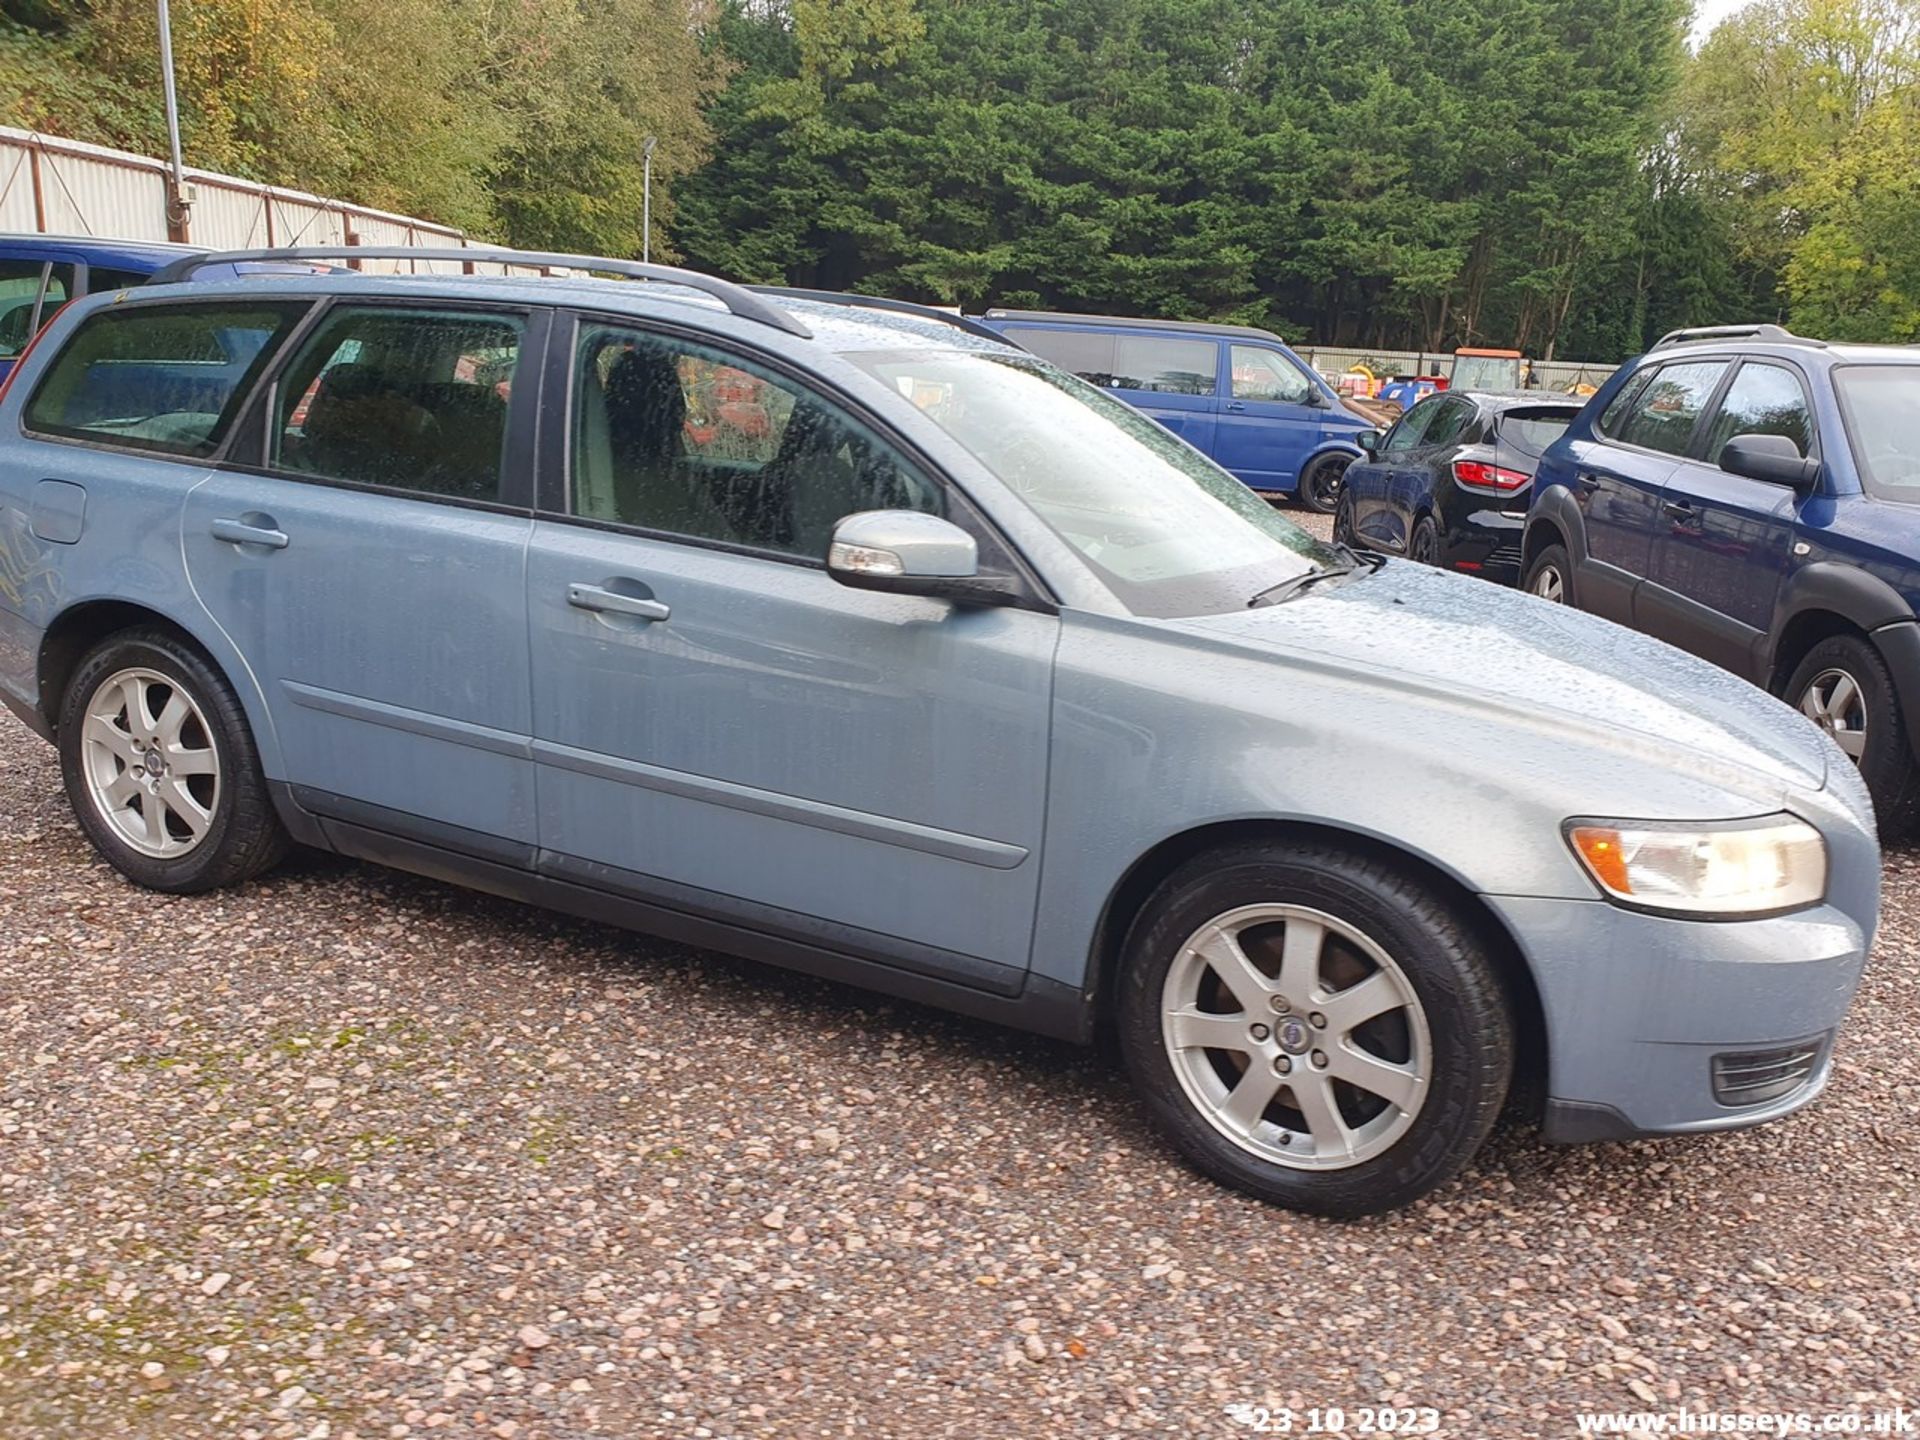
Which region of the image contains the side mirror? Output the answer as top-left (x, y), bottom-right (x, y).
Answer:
top-left (827, 511), bottom-right (1024, 606)
top-left (1721, 433), bottom-right (1821, 492)
top-left (1355, 429), bottom-right (1383, 456)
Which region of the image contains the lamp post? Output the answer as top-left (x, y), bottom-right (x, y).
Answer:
top-left (642, 135), bottom-right (658, 265)
top-left (157, 0), bottom-right (191, 241)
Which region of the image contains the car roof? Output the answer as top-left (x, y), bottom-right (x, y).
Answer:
top-left (0, 233), bottom-right (203, 269)
top-left (982, 308), bottom-right (1287, 345)
top-left (122, 270), bottom-right (1018, 357)
top-left (1646, 338), bottom-right (1920, 367)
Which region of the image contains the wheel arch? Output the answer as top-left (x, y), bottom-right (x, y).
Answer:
top-left (1296, 439), bottom-right (1364, 483)
top-left (1082, 817), bottom-right (1548, 1116)
top-left (1768, 563), bottom-right (1914, 693)
top-left (1521, 485), bottom-right (1585, 574)
top-left (36, 600), bottom-right (282, 776)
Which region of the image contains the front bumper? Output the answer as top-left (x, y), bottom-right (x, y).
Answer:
top-left (1486, 892), bottom-right (1869, 1142)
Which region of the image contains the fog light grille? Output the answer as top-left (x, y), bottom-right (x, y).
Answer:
top-left (1711, 1038), bottom-right (1826, 1108)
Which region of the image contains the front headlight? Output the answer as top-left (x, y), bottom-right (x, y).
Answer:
top-left (1565, 815), bottom-right (1827, 917)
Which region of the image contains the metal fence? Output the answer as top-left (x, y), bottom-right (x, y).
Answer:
top-left (1293, 344), bottom-right (1622, 396)
top-left (0, 126), bottom-right (496, 273)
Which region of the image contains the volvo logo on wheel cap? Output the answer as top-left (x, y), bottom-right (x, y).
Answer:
top-left (1275, 1015), bottom-right (1313, 1054)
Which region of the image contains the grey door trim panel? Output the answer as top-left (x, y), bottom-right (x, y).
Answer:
top-left (281, 680), bottom-right (533, 759)
top-left (529, 737), bottom-right (1031, 870)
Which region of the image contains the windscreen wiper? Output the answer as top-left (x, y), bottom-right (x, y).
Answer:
top-left (1247, 562), bottom-right (1357, 608)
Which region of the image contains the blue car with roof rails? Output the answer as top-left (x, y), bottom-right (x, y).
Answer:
top-left (975, 309), bottom-right (1375, 512)
top-left (1524, 323), bottom-right (1920, 836)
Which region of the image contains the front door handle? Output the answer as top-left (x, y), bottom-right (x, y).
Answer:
top-left (567, 582), bottom-right (670, 622)
top-left (210, 516), bottom-right (289, 550)
top-left (1225, 400), bottom-right (1248, 412)
top-left (1662, 499), bottom-right (1695, 518)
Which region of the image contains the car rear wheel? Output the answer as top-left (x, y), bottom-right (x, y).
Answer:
top-left (59, 628), bottom-right (290, 893)
top-left (1116, 840), bottom-right (1513, 1218)
top-left (1298, 453), bottom-right (1350, 515)
top-left (1787, 633), bottom-right (1920, 838)
top-left (1410, 517), bottom-right (1440, 566)
top-left (1524, 543), bottom-right (1572, 604)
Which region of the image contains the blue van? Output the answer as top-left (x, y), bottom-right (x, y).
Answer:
top-left (977, 309), bottom-right (1375, 511)
top-left (0, 236), bottom-right (211, 381)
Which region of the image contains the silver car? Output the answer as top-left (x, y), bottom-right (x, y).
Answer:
top-left (0, 247), bottom-right (1879, 1217)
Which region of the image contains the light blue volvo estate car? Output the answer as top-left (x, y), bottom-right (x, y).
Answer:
top-left (0, 248), bottom-right (1880, 1217)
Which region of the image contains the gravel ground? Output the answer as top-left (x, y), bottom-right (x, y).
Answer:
top-left (3, 520), bottom-right (1917, 1439)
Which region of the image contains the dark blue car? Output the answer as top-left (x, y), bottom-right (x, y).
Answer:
top-left (1523, 324), bottom-right (1920, 833)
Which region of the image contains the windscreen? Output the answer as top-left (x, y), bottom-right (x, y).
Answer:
top-left (1833, 365), bottom-right (1920, 502)
top-left (850, 348), bottom-right (1340, 616)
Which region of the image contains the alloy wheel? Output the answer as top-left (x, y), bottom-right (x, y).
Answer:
top-left (1799, 666), bottom-right (1867, 763)
top-left (80, 667), bottom-right (222, 858)
top-left (1160, 903), bottom-right (1431, 1171)
top-left (1529, 566), bottom-right (1564, 603)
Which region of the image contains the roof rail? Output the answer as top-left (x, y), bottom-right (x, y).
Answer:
top-left (145, 245), bottom-right (813, 339)
top-left (980, 306), bottom-right (1284, 344)
top-left (1652, 323), bottom-right (1823, 350)
top-left (747, 285), bottom-right (1021, 348)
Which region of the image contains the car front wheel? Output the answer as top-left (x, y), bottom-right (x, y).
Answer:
top-left (1116, 840), bottom-right (1513, 1218)
top-left (1787, 633), bottom-right (1920, 838)
top-left (59, 627), bottom-right (289, 893)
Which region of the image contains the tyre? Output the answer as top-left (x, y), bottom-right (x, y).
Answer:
top-left (1297, 453), bottom-right (1351, 515)
top-left (1115, 840), bottom-right (1514, 1218)
top-left (1332, 489), bottom-right (1358, 548)
top-left (58, 627), bottom-right (289, 893)
top-left (1409, 516), bottom-right (1440, 566)
top-left (1524, 542), bottom-right (1572, 604)
top-left (1787, 633), bottom-right (1920, 839)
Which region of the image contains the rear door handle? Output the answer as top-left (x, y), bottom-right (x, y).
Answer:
top-left (1662, 499), bottom-right (1695, 518)
top-left (210, 516), bottom-right (289, 550)
top-left (1576, 471), bottom-right (1603, 492)
top-left (567, 582), bottom-right (670, 622)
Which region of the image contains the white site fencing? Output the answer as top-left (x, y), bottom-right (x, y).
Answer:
top-left (0, 126), bottom-right (520, 274)
top-left (1293, 343), bottom-right (1621, 396)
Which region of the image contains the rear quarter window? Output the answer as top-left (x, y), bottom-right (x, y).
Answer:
top-left (24, 302), bottom-right (307, 458)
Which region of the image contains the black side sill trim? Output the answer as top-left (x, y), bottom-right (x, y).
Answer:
top-left (277, 785), bottom-right (1091, 1043)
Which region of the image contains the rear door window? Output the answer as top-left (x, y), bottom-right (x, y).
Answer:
top-left (271, 306), bottom-right (525, 502)
top-left (1112, 334), bottom-right (1218, 396)
top-left (1011, 327), bottom-right (1117, 387)
top-left (24, 301), bottom-right (307, 456)
top-left (1611, 361), bottom-right (1728, 456)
